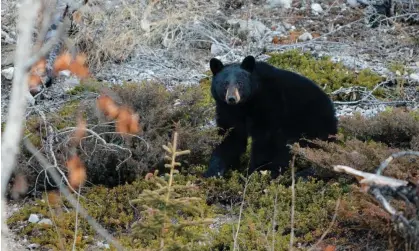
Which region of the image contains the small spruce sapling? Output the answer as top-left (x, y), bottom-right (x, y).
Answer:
top-left (130, 129), bottom-right (214, 250)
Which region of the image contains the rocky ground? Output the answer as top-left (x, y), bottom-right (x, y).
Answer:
top-left (1, 0), bottom-right (419, 250)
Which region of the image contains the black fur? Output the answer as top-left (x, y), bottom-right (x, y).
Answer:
top-left (204, 56), bottom-right (338, 178)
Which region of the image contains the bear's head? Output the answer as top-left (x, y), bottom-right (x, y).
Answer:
top-left (209, 56), bottom-right (256, 105)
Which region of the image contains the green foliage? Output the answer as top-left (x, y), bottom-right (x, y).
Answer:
top-left (130, 131), bottom-right (215, 250)
top-left (196, 71), bottom-right (215, 107)
top-left (8, 58), bottom-right (417, 251)
top-left (206, 172), bottom-right (344, 250)
top-left (339, 108), bottom-right (419, 150)
top-left (66, 78), bottom-right (109, 95)
top-left (267, 50), bottom-right (384, 95)
top-left (7, 196), bottom-right (94, 250)
top-left (19, 80), bottom-right (221, 188)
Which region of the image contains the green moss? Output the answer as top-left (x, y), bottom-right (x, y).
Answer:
top-left (267, 50), bottom-right (385, 95)
top-left (66, 78), bottom-right (109, 95)
top-left (206, 172), bottom-right (345, 250)
top-left (197, 71), bottom-right (215, 107)
top-left (7, 175), bottom-right (219, 250)
top-left (52, 100), bottom-right (84, 130)
top-left (23, 117), bottom-right (43, 147)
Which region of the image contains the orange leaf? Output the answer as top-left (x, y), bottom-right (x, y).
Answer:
top-left (97, 95), bottom-right (120, 120)
top-left (115, 106), bottom-right (132, 134)
top-left (11, 174), bottom-right (28, 200)
top-left (73, 117), bottom-right (87, 144)
top-left (53, 52), bottom-right (90, 78)
top-left (47, 191), bottom-right (61, 206)
top-left (129, 113), bottom-right (141, 134)
top-left (272, 36), bottom-right (280, 44)
top-left (324, 245), bottom-right (336, 251)
top-left (66, 155), bottom-right (87, 190)
top-left (145, 172), bottom-right (154, 180)
top-left (116, 106), bottom-right (141, 134)
top-left (289, 31), bottom-right (302, 42)
top-left (68, 53), bottom-right (89, 78)
top-left (28, 58), bottom-right (47, 90)
top-left (54, 52), bottom-right (72, 73)
top-left (72, 11), bottom-right (82, 24)
top-left (312, 32), bottom-right (321, 38)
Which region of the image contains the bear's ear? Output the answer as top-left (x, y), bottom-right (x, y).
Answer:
top-left (241, 56), bottom-right (255, 72)
top-left (210, 58), bottom-right (224, 75)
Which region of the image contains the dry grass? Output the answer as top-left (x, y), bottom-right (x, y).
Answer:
top-left (72, 0), bottom-right (230, 70)
top-left (18, 81), bottom-right (221, 191)
top-left (339, 108), bottom-right (419, 150)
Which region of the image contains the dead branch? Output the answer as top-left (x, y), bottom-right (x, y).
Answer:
top-left (333, 165), bottom-right (408, 188)
top-left (333, 150), bottom-right (419, 245)
top-left (24, 139), bottom-right (125, 251)
top-left (1, 0), bottom-right (41, 202)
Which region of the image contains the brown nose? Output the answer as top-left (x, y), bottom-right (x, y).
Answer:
top-left (225, 85), bottom-right (240, 104)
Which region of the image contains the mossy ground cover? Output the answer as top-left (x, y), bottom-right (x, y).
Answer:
top-left (7, 49), bottom-right (418, 250)
top-left (267, 50), bottom-right (386, 97)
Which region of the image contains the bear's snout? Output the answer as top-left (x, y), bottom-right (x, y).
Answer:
top-left (225, 85), bottom-right (241, 105)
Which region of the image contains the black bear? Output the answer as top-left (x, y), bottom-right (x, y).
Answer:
top-left (204, 55), bottom-right (338, 178)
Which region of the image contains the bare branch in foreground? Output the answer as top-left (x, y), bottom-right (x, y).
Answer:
top-left (289, 155), bottom-right (296, 251)
top-left (333, 165), bottom-right (408, 188)
top-left (24, 139), bottom-right (125, 251)
top-left (1, 0), bottom-right (41, 202)
top-left (333, 151), bottom-right (419, 245)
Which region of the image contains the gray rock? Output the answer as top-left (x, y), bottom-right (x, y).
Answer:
top-left (409, 73), bottom-right (419, 83)
top-left (1, 67), bottom-right (14, 80)
top-left (28, 214), bottom-right (39, 223)
top-left (283, 22), bottom-right (292, 30)
top-left (27, 243), bottom-right (40, 250)
top-left (210, 43), bottom-right (224, 56)
top-left (227, 19), bottom-right (269, 41)
top-left (311, 3), bottom-right (323, 15)
top-left (97, 241), bottom-right (111, 249)
top-left (38, 218), bottom-right (53, 225)
top-left (266, 0), bottom-right (292, 9)
top-left (346, 0), bottom-right (360, 8)
top-left (274, 24), bottom-right (287, 34)
top-left (298, 32), bottom-right (313, 42)
top-left (62, 77), bottom-right (81, 92)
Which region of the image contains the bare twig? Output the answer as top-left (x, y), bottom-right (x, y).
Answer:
top-left (72, 185), bottom-right (82, 251)
top-left (24, 139), bottom-right (125, 251)
top-left (58, 127), bottom-right (140, 171)
top-left (271, 185), bottom-right (279, 251)
top-left (289, 155), bottom-right (296, 251)
top-left (307, 198), bottom-right (341, 251)
top-left (1, 0), bottom-right (41, 201)
top-left (376, 151), bottom-right (419, 175)
top-left (233, 173), bottom-right (252, 251)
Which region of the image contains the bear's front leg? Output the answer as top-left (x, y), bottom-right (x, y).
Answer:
top-left (204, 107), bottom-right (248, 178)
top-left (249, 131), bottom-right (288, 178)
top-left (205, 126), bottom-right (248, 178)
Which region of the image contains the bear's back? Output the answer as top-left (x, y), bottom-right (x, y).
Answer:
top-left (249, 61), bottom-right (337, 139)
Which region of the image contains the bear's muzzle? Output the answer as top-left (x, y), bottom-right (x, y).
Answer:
top-left (225, 85), bottom-right (241, 104)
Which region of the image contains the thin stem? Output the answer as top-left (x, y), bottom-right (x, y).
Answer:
top-left (289, 155), bottom-right (296, 251)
